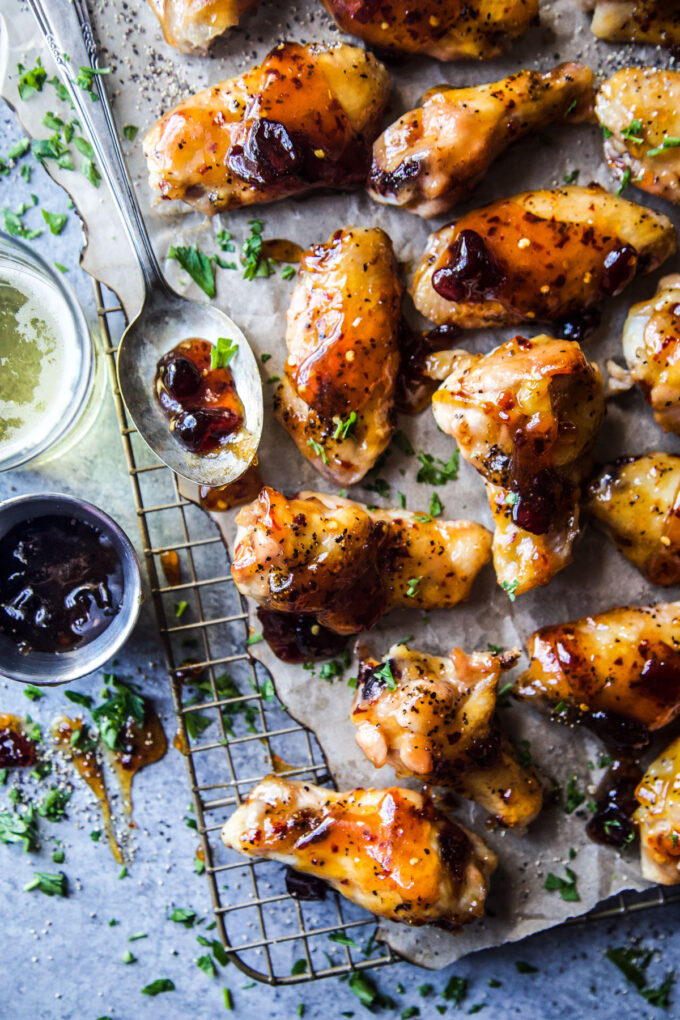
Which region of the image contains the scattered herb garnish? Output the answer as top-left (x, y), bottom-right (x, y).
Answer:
top-left (622, 118), bottom-right (644, 142)
top-left (563, 169), bottom-right (580, 184)
top-left (42, 209), bottom-right (67, 234)
top-left (0, 804), bottom-right (39, 852)
top-left (168, 245), bottom-right (216, 298)
top-left (416, 449), bottom-right (459, 485)
top-left (563, 774), bottom-right (585, 814)
top-left (23, 871), bottom-right (67, 897)
top-left (442, 975), bottom-right (467, 1005)
top-left (23, 685), bottom-right (43, 701)
top-left (501, 579), bottom-right (519, 602)
top-left (544, 866), bottom-right (579, 901)
top-left (328, 931), bottom-right (359, 948)
top-left (307, 438), bottom-right (328, 465)
top-left (241, 219), bottom-right (274, 280)
top-left (37, 787), bottom-right (71, 822)
top-left (333, 411), bottom-right (358, 441)
top-left (647, 137), bottom-right (680, 157)
top-left (515, 961), bottom-right (538, 974)
top-left (246, 633), bottom-right (263, 647)
top-left (405, 576), bottom-right (423, 598)
top-left (210, 337), bottom-right (238, 371)
top-left (91, 676), bottom-right (145, 752)
top-left (141, 978), bottom-right (175, 996)
top-left (373, 660), bottom-right (396, 691)
top-left (122, 124), bottom-right (138, 141)
top-left (616, 166), bottom-right (632, 196)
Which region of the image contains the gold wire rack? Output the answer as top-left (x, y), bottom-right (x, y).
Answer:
top-left (94, 278), bottom-right (680, 986)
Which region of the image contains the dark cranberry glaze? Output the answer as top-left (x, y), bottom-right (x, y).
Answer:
top-left (285, 868), bottom-right (328, 901)
top-left (511, 468), bottom-right (566, 536)
top-left (554, 307), bottom-right (601, 343)
top-left (0, 723), bottom-right (36, 768)
top-left (227, 119), bottom-right (305, 187)
top-left (256, 609), bottom-right (349, 664)
top-left (432, 230), bottom-right (504, 303)
top-left (396, 322), bottom-right (460, 414)
top-left (586, 759), bottom-right (640, 848)
top-left (601, 244), bottom-right (638, 296)
top-left (155, 338), bottom-right (243, 455)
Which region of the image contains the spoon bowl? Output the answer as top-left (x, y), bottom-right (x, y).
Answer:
top-left (117, 290), bottom-right (263, 486)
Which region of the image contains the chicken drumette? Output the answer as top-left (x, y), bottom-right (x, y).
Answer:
top-left (274, 227), bottom-right (402, 486)
top-left (143, 42), bottom-right (390, 215)
top-left (352, 643), bottom-right (542, 827)
top-left (634, 734), bottom-right (680, 885)
top-left (621, 276), bottom-right (680, 435)
top-left (231, 487), bottom-right (491, 635)
top-left (319, 0), bottom-right (538, 61)
top-left (369, 63), bottom-right (594, 218)
top-left (146, 0), bottom-right (260, 54)
top-left (222, 776), bottom-right (497, 926)
top-left (411, 185), bottom-right (675, 335)
top-left (586, 453), bottom-right (680, 586)
top-left (431, 334), bottom-right (605, 595)
top-left (517, 602), bottom-right (680, 745)
top-left (596, 68), bottom-right (680, 206)
top-left (583, 0), bottom-right (680, 46)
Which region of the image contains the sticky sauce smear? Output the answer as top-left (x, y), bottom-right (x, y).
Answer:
top-left (109, 704), bottom-right (167, 817)
top-left (0, 713), bottom-right (36, 768)
top-left (199, 463), bottom-right (263, 512)
top-left (52, 715), bottom-right (123, 864)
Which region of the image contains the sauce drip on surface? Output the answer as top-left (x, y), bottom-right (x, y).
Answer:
top-left (256, 608), bottom-right (349, 663)
top-left (586, 758), bottom-right (641, 849)
top-left (285, 867), bottom-right (328, 901)
top-left (0, 515), bottom-right (123, 654)
top-left (155, 338), bottom-right (244, 454)
top-left (109, 705), bottom-right (167, 817)
top-left (0, 713), bottom-right (36, 768)
top-left (199, 463), bottom-right (263, 512)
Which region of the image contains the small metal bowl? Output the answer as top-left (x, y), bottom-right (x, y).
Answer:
top-left (0, 493), bottom-right (143, 686)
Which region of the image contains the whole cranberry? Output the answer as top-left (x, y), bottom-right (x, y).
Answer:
top-left (173, 407), bottom-right (240, 453)
top-left (162, 356), bottom-right (201, 399)
top-left (601, 243), bottom-right (638, 296)
top-left (432, 229), bottom-right (504, 302)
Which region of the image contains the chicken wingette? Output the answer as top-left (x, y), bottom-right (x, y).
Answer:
top-left (222, 776), bottom-right (497, 926)
top-left (146, 0), bottom-right (260, 54)
top-left (621, 276), bottom-right (680, 435)
top-left (583, 0), bottom-right (680, 46)
top-left (634, 734), bottom-right (680, 885)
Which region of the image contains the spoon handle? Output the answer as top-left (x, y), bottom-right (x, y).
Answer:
top-left (25, 0), bottom-right (170, 296)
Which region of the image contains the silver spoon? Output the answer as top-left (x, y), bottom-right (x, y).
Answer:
top-left (26, 0), bottom-right (263, 487)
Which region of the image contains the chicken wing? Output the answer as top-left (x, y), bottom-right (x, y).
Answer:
top-left (143, 42), bottom-right (390, 215)
top-left (147, 0), bottom-right (260, 54)
top-left (586, 453), bottom-right (680, 586)
top-left (352, 643), bottom-right (542, 827)
top-left (596, 68), bottom-right (680, 206)
top-left (369, 63), bottom-right (594, 219)
top-left (622, 275), bottom-right (680, 434)
top-left (231, 487), bottom-right (491, 636)
top-left (319, 0), bottom-right (538, 61)
top-left (517, 602), bottom-right (680, 743)
top-left (274, 227), bottom-right (402, 486)
top-left (431, 334), bottom-right (605, 594)
top-left (634, 734), bottom-right (680, 884)
top-left (411, 185), bottom-right (676, 334)
top-left (583, 0), bottom-right (680, 46)
top-left (222, 776), bottom-right (496, 926)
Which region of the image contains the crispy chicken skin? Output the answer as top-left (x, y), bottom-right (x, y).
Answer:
top-left (231, 487), bottom-right (492, 633)
top-left (622, 275), bottom-right (680, 434)
top-left (147, 0), bottom-right (260, 54)
top-left (634, 734), bottom-right (680, 884)
top-left (411, 185), bottom-right (676, 331)
top-left (517, 602), bottom-right (680, 734)
top-left (369, 63), bottom-right (594, 219)
top-left (221, 776), bottom-right (496, 926)
top-left (274, 227), bottom-right (402, 486)
top-left (586, 453), bottom-right (680, 586)
top-left (431, 334), bottom-right (605, 594)
top-left (596, 68), bottom-right (680, 205)
top-left (143, 42), bottom-right (390, 216)
top-left (352, 643), bottom-right (542, 827)
top-left (320, 0), bottom-right (538, 61)
top-left (583, 0), bottom-right (680, 46)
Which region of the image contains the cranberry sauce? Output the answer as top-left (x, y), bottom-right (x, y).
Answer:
top-left (155, 338), bottom-right (244, 455)
top-left (256, 608), bottom-right (349, 664)
top-left (396, 322), bottom-right (461, 414)
top-left (0, 515), bottom-right (124, 654)
top-left (227, 119), bottom-right (306, 187)
top-left (285, 867), bottom-right (328, 901)
top-left (432, 229), bottom-right (504, 303)
top-left (586, 759), bottom-right (641, 849)
top-left (0, 715), bottom-right (36, 768)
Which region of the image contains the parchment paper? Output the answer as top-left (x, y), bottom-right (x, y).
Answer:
top-left (2, 0), bottom-right (679, 969)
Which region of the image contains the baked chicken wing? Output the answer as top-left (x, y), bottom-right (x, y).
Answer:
top-left (586, 453), bottom-right (680, 586)
top-left (622, 275), bottom-right (680, 434)
top-left (222, 776), bottom-right (497, 926)
top-left (583, 0), bottom-right (680, 46)
top-left (352, 643), bottom-right (542, 827)
top-left (231, 487), bottom-right (491, 635)
top-left (319, 0), bottom-right (538, 61)
top-left (431, 334), bottom-right (605, 595)
top-left (596, 68), bottom-right (680, 206)
top-left (517, 602), bottom-right (680, 744)
top-left (147, 0), bottom-right (260, 54)
top-left (369, 63), bottom-right (594, 218)
top-left (634, 734), bottom-right (680, 884)
top-left (411, 185), bottom-right (676, 335)
top-left (274, 227), bottom-right (402, 486)
top-left (143, 42), bottom-right (390, 215)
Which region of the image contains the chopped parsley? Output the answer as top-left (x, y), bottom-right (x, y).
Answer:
top-left (416, 449), bottom-right (459, 485)
top-left (242, 220), bottom-right (275, 280)
top-left (333, 411), bottom-right (357, 441)
top-left (515, 739), bottom-right (532, 769)
top-left (563, 774), bottom-right (585, 814)
top-left (121, 950), bottom-right (136, 965)
top-left (197, 953), bottom-right (217, 978)
top-left (291, 959), bottom-right (308, 975)
top-left (544, 866), bottom-right (579, 901)
top-left (168, 245), bottom-right (216, 298)
top-left (23, 871), bottom-right (67, 897)
top-left (122, 124), bottom-right (138, 141)
top-left (328, 931), bottom-right (358, 947)
top-left (23, 684), bottom-right (43, 701)
top-left (515, 961), bottom-right (538, 974)
top-left (37, 787), bottom-right (71, 822)
top-left (91, 676), bottom-right (145, 752)
top-left (622, 119), bottom-right (644, 142)
top-left (405, 576), bottom-right (423, 598)
top-left (307, 438), bottom-right (328, 465)
top-left (141, 978), bottom-right (175, 996)
top-left (281, 265), bottom-right (296, 280)
top-left (394, 430), bottom-right (415, 456)
top-left (42, 209), bottom-right (67, 235)
top-left (429, 492), bottom-right (443, 517)
top-left (563, 169), bottom-right (580, 184)
top-left (606, 944), bottom-right (675, 1008)
top-left (0, 804), bottom-right (39, 852)
top-left (501, 579), bottom-right (519, 602)
top-left (602, 124), bottom-right (614, 139)
top-left (442, 976), bottom-right (467, 1005)
top-left (168, 908), bottom-right (197, 927)
top-left (246, 632), bottom-right (263, 647)
top-left (616, 166), bottom-right (631, 196)
top-left (647, 137), bottom-right (680, 157)
top-left (75, 65), bottom-right (111, 101)
top-left (372, 660), bottom-right (397, 691)
top-left (210, 336), bottom-right (238, 370)
top-left (17, 58), bottom-right (48, 100)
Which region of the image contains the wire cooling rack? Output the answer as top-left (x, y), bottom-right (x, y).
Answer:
top-left (95, 278), bottom-right (680, 986)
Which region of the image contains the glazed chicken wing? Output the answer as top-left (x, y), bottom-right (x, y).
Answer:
top-left (320, 0), bottom-right (538, 61)
top-left (369, 63), bottom-right (594, 219)
top-left (622, 275), bottom-right (680, 434)
top-left (222, 776), bottom-right (496, 926)
top-left (634, 734), bottom-right (680, 884)
top-left (583, 0), bottom-right (680, 46)
top-left (431, 334), bottom-right (605, 594)
top-left (586, 453), bottom-right (680, 586)
top-left (231, 487), bottom-right (491, 635)
top-left (517, 602), bottom-right (680, 741)
top-left (411, 185), bottom-right (676, 334)
top-left (352, 643), bottom-right (542, 827)
top-left (143, 42), bottom-right (390, 215)
top-left (274, 227), bottom-right (402, 486)
top-left (596, 68), bottom-right (680, 206)
top-left (147, 0), bottom-right (260, 53)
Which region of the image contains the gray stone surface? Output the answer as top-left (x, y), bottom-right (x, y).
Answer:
top-left (1, 101), bottom-right (679, 1020)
